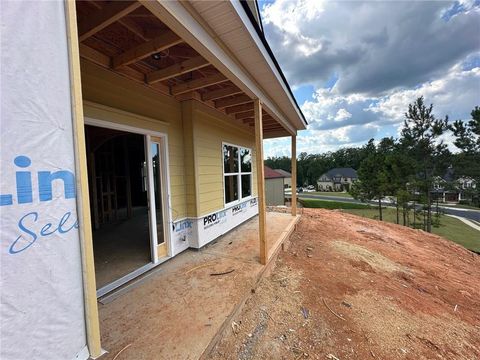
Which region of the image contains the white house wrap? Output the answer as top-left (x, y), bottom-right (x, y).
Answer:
top-left (1, 1), bottom-right (88, 359)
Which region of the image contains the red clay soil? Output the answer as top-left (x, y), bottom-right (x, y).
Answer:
top-left (207, 208), bottom-right (480, 360)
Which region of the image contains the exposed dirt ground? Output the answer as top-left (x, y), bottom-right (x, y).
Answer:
top-left (208, 208), bottom-right (480, 360)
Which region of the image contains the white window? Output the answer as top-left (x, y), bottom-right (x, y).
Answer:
top-left (223, 143), bottom-right (252, 205)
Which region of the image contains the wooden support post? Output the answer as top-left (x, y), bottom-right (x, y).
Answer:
top-left (65, 1), bottom-right (102, 358)
top-left (291, 135), bottom-right (297, 216)
top-left (254, 99), bottom-right (267, 265)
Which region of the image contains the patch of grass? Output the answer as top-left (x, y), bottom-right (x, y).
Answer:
top-left (444, 203), bottom-right (480, 211)
top-left (342, 208), bottom-right (480, 253)
top-left (299, 198), bottom-right (372, 210)
top-left (310, 191), bottom-right (353, 198)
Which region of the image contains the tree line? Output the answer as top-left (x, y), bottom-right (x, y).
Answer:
top-left (265, 97), bottom-right (480, 233)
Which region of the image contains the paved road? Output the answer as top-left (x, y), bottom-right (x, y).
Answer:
top-left (286, 193), bottom-right (480, 223)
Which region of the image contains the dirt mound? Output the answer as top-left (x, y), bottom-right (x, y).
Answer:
top-left (330, 240), bottom-right (409, 273)
top-left (208, 208), bottom-right (480, 360)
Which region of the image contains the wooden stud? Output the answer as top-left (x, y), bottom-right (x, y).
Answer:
top-left (171, 72), bottom-right (228, 95)
top-left (215, 94), bottom-right (252, 109)
top-left (202, 86), bottom-right (242, 101)
top-left (78, 1), bottom-right (141, 42)
top-left (146, 56), bottom-right (209, 84)
top-left (113, 30), bottom-right (182, 68)
top-left (254, 99), bottom-right (267, 265)
top-left (65, 1), bottom-right (103, 357)
top-left (291, 135), bottom-right (297, 216)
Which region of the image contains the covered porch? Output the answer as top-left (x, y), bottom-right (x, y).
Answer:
top-left (71, 1), bottom-right (305, 357)
top-left (96, 211), bottom-right (299, 360)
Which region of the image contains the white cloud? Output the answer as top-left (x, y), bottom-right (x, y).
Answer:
top-left (262, 0), bottom-right (480, 94)
top-left (369, 66), bottom-right (480, 122)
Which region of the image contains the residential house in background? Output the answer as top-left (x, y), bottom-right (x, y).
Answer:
top-left (274, 168), bottom-right (292, 188)
top-left (317, 167), bottom-right (358, 191)
top-left (265, 166), bottom-right (287, 205)
top-left (432, 168), bottom-right (477, 203)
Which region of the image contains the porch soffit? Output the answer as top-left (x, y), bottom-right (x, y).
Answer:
top-left (75, 0), bottom-right (295, 139)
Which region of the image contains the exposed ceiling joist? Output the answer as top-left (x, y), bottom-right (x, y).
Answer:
top-left (119, 17), bottom-right (147, 40)
top-left (146, 56), bottom-right (209, 84)
top-left (236, 110), bottom-right (254, 120)
top-left (79, 44), bottom-right (110, 67)
top-left (215, 95), bottom-right (252, 109)
top-left (171, 73), bottom-right (228, 95)
top-left (202, 86), bottom-right (242, 101)
top-left (113, 30), bottom-right (182, 68)
top-left (78, 1), bottom-right (142, 42)
top-left (79, 44), bottom-right (169, 95)
top-left (225, 103), bottom-right (253, 115)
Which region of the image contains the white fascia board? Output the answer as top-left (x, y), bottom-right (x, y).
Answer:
top-left (229, 0), bottom-right (307, 129)
top-left (140, 0), bottom-right (296, 136)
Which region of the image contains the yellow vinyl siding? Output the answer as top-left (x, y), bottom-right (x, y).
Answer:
top-left (190, 101), bottom-right (258, 216)
top-left (80, 60), bottom-right (187, 219)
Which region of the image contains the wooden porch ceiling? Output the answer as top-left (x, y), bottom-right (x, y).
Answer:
top-left (75, 0), bottom-right (289, 136)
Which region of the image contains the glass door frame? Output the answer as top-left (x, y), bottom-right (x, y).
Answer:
top-left (84, 116), bottom-right (172, 297)
top-left (145, 134), bottom-right (171, 263)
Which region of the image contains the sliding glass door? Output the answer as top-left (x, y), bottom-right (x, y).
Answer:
top-left (147, 136), bottom-right (168, 262)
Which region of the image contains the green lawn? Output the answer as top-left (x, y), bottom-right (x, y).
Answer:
top-left (443, 203), bottom-right (480, 211)
top-left (298, 198), bottom-right (372, 210)
top-left (342, 208), bottom-right (480, 253)
top-left (309, 191), bottom-right (353, 198)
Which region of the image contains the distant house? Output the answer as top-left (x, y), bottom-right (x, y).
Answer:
top-left (274, 169), bottom-right (292, 188)
top-left (265, 166), bottom-right (287, 205)
top-left (317, 168), bottom-right (358, 191)
top-left (432, 168), bottom-right (477, 203)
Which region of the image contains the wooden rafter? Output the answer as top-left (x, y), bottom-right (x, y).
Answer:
top-left (215, 95), bottom-right (252, 109)
top-left (79, 44), bottom-right (110, 67)
top-left (119, 17), bottom-right (147, 40)
top-left (78, 1), bottom-right (142, 42)
top-left (146, 56), bottom-right (209, 84)
top-left (79, 44), bottom-right (169, 95)
top-left (171, 73), bottom-right (228, 95)
top-left (225, 103), bottom-right (253, 115)
top-left (113, 30), bottom-right (182, 68)
top-left (202, 86), bottom-right (242, 101)
top-left (85, 1), bottom-right (147, 41)
top-left (236, 110), bottom-right (254, 120)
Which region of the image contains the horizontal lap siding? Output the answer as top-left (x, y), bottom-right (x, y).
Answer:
top-left (191, 102), bottom-right (257, 216)
top-left (80, 60), bottom-right (187, 219)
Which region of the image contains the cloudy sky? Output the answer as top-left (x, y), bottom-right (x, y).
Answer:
top-left (260, 0), bottom-right (480, 157)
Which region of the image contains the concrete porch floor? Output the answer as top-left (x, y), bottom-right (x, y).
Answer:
top-left (97, 211), bottom-right (300, 360)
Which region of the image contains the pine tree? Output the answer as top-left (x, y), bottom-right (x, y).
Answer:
top-left (400, 97), bottom-right (449, 232)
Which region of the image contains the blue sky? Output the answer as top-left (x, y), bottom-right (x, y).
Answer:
top-left (259, 0), bottom-right (480, 157)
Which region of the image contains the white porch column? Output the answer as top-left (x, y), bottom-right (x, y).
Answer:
top-left (254, 99), bottom-right (267, 265)
top-left (291, 135), bottom-right (297, 216)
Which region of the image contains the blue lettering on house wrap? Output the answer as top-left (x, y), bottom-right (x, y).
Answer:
top-left (1, 156), bottom-right (78, 254)
top-left (0, 155), bottom-right (76, 205)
